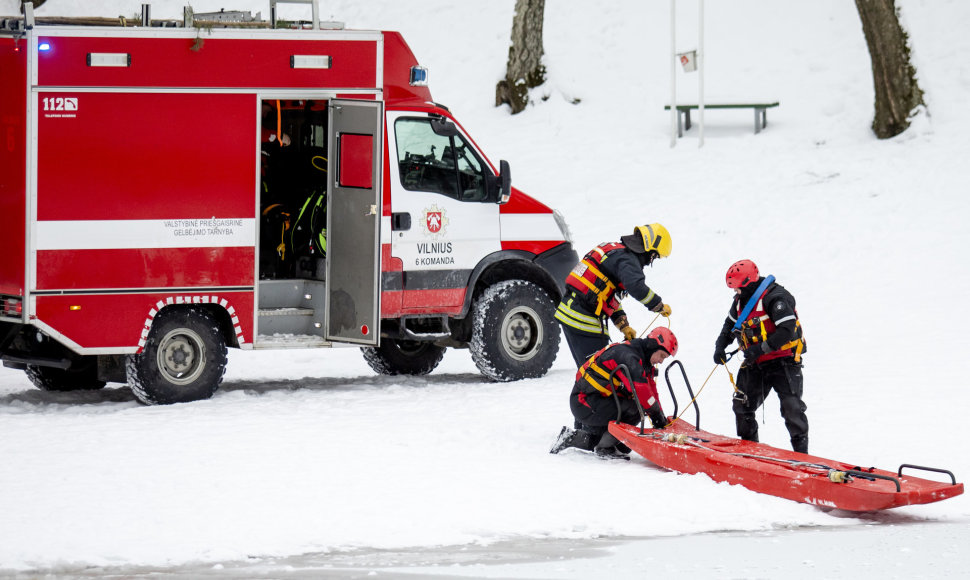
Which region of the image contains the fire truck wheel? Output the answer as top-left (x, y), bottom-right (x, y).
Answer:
top-left (126, 308), bottom-right (228, 405)
top-left (361, 339), bottom-right (446, 375)
top-left (25, 357), bottom-right (106, 392)
top-left (470, 280), bottom-right (559, 382)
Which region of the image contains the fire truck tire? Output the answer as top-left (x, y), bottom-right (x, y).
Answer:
top-left (470, 280), bottom-right (559, 382)
top-left (126, 308), bottom-right (228, 405)
top-left (25, 357), bottom-right (106, 392)
top-left (361, 339), bottom-right (446, 376)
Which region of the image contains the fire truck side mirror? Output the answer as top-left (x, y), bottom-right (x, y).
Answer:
top-left (430, 116), bottom-right (458, 137)
top-left (497, 159), bottom-right (511, 205)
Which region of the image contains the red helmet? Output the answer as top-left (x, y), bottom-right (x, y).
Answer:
top-left (726, 260), bottom-right (759, 289)
top-left (647, 327), bottom-right (678, 356)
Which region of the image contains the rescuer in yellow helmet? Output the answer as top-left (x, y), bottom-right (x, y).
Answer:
top-left (554, 223), bottom-right (673, 369)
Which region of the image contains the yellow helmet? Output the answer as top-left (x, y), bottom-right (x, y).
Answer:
top-left (633, 223), bottom-right (672, 258)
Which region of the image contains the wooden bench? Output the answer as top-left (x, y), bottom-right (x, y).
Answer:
top-left (664, 102), bottom-right (779, 137)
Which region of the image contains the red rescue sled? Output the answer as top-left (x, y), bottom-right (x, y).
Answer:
top-left (609, 419), bottom-right (963, 511)
top-left (607, 361), bottom-right (964, 512)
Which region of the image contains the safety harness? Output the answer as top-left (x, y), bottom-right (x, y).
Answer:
top-left (733, 276), bottom-right (774, 332)
top-left (565, 242), bottom-right (626, 316)
top-left (577, 342), bottom-right (628, 397)
top-left (734, 275), bottom-right (804, 363)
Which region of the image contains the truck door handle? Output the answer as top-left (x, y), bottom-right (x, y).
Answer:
top-left (392, 212), bottom-right (411, 231)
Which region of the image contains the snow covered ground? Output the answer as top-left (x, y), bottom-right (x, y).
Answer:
top-left (2, 0), bottom-right (969, 577)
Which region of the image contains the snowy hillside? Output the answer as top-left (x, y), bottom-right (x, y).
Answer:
top-left (2, 0), bottom-right (969, 576)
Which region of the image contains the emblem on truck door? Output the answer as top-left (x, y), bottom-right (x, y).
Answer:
top-left (422, 204), bottom-right (449, 237)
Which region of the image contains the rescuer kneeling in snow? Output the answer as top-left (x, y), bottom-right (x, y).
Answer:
top-left (550, 328), bottom-right (678, 458)
top-left (713, 260), bottom-right (809, 454)
top-left (554, 223), bottom-right (673, 368)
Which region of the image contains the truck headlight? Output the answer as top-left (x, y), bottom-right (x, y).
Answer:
top-left (553, 210), bottom-right (573, 244)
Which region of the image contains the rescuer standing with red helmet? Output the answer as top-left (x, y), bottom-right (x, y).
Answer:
top-left (550, 328), bottom-right (678, 458)
top-left (555, 223), bottom-right (673, 367)
top-left (713, 260), bottom-right (809, 453)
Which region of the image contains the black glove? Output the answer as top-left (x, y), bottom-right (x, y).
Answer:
top-left (649, 407), bottom-right (668, 429)
top-left (713, 347), bottom-right (727, 365)
top-left (743, 342), bottom-right (769, 363)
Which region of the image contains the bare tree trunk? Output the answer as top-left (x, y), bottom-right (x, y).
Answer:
top-left (496, 0), bottom-right (546, 115)
top-left (855, 0), bottom-right (925, 138)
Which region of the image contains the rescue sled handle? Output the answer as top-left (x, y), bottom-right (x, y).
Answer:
top-left (664, 360), bottom-right (699, 431)
top-left (608, 364), bottom-right (643, 432)
top-left (899, 464), bottom-right (958, 485)
top-left (607, 360), bottom-right (700, 434)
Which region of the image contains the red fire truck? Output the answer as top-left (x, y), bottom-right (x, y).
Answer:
top-left (0, 5), bottom-right (576, 404)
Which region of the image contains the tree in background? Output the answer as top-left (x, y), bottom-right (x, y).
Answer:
top-left (855, 0), bottom-right (925, 138)
top-left (495, 0), bottom-right (546, 115)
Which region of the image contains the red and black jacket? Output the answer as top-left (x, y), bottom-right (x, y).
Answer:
top-left (715, 278), bottom-right (805, 365)
top-left (560, 242), bottom-right (663, 322)
top-left (574, 338), bottom-right (666, 424)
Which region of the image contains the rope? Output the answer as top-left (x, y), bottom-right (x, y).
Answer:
top-left (703, 445), bottom-right (848, 479)
top-left (669, 363), bottom-right (719, 424)
top-left (722, 362), bottom-right (746, 402)
top-left (665, 351), bottom-right (742, 426)
top-left (637, 312), bottom-right (663, 338)
top-left (647, 431), bottom-right (860, 484)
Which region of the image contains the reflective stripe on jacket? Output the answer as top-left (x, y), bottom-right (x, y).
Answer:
top-left (555, 293), bottom-right (608, 335)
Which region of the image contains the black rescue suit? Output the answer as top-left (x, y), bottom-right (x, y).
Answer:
top-left (714, 277), bottom-right (809, 453)
top-left (555, 242), bottom-right (664, 366)
top-left (568, 337), bottom-right (669, 446)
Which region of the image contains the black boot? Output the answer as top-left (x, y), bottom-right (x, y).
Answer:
top-left (593, 432), bottom-right (632, 460)
top-left (550, 426), bottom-right (572, 454)
top-left (550, 426), bottom-right (595, 454)
top-left (594, 446), bottom-right (632, 460)
top-left (791, 435), bottom-right (808, 454)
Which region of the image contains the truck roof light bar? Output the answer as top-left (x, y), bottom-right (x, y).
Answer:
top-left (409, 66), bottom-right (428, 87)
top-left (290, 55), bottom-right (331, 69)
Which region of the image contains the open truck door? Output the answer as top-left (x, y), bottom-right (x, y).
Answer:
top-left (325, 99), bottom-right (384, 345)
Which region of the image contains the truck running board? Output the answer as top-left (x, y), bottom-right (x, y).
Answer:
top-left (253, 334), bottom-right (331, 349)
top-left (399, 315), bottom-right (451, 340)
